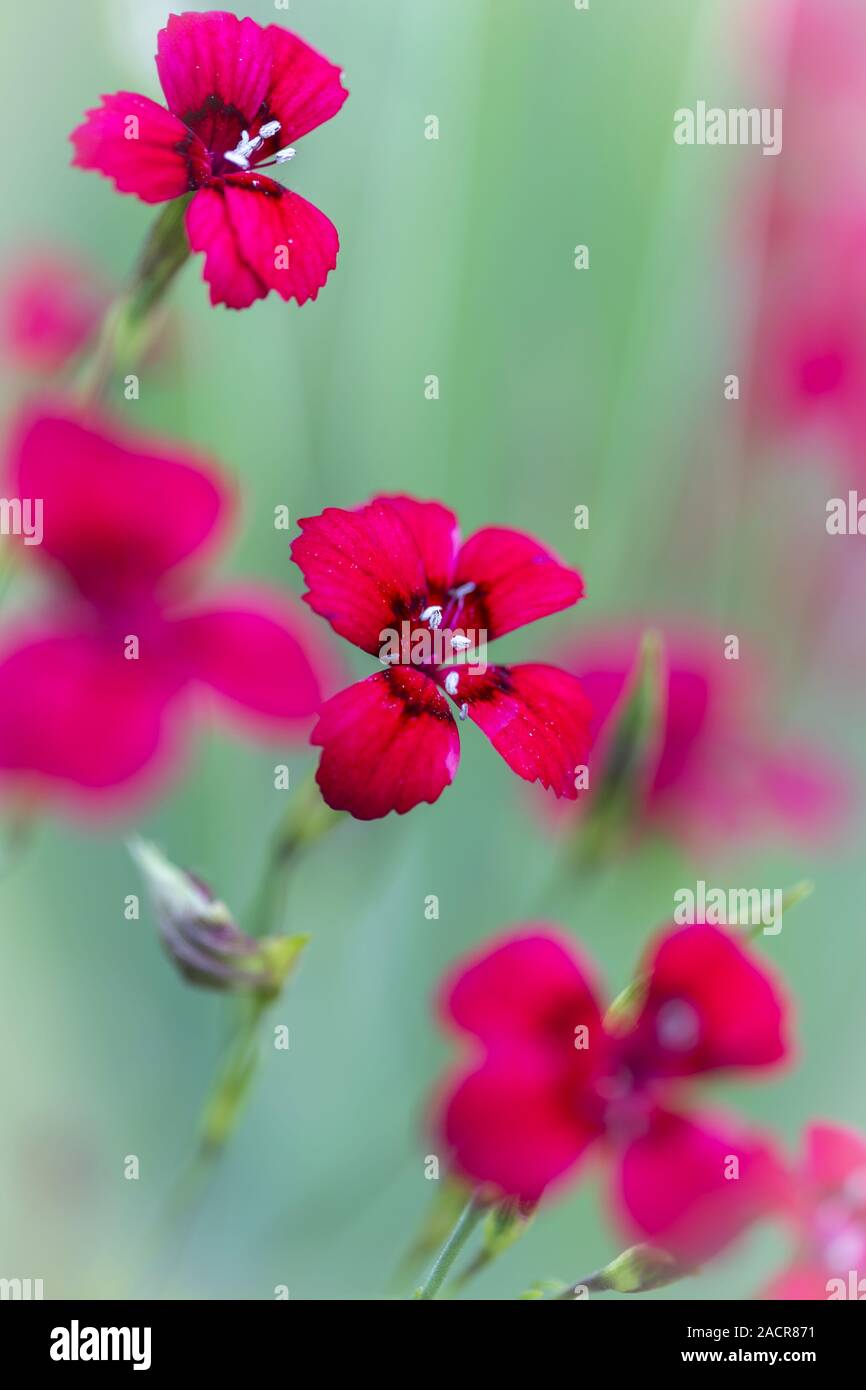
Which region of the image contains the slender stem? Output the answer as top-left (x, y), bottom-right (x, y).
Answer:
top-left (79, 195), bottom-right (192, 405)
top-left (415, 1194), bottom-right (487, 1300)
top-left (190, 781), bottom-right (342, 1156)
top-left (246, 773), bottom-right (343, 939)
top-left (198, 995), bottom-right (269, 1154)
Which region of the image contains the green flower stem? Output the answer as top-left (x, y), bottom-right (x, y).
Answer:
top-left (391, 1181), bottom-right (470, 1292)
top-left (246, 773), bottom-right (344, 940)
top-left (194, 778), bottom-right (343, 1158)
top-left (148, 996), bottom-right (271, 1289)
top-left (445, 1196), bottom-right (534, 1296)
top-left (79, 194), bottom-right (193, 404)
top-left (146, 777), bottom-right (344, 1283)
top-left (747, 878), bottom-right (814, 940)
top-left (414, 1194), bottom-right (488, 1300)
top-left (198, 995), bottom-right (270, 1155)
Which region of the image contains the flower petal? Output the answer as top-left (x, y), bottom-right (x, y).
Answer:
top-left (805, 1122), bottom-right (866, 1192)
top-left (222, 181), bottom-right (338, 306)
top-left (311, 668), bottom-right (459, 818)
top-left (762, 1263), bottom-right (834, 1301)
top-left (264, 23), bottom-right (349, 143)
top-left (10, 408), bottom-right (228, 603)
top-left (156, 11), bottom-right (273, 157)
top-left (0, 628), bottom-right (184, 804)
top-left (176, 589), bottom-right (323, 727)
top-left (185, 187), bottom-right (268, 309)
top-left (70, 92), bottom-right (206, 202)
top-left (562, 624), bottom-right (850, 848)
top-left (625, 924), bottom-right (789, 1077)
top-left (449, 663), bottom-right (594, 799)
top-left (616, 1108), bottom-right (787, 1265)
top-left (186, 182), bottom-right (338, 309)
top-left (155, 12), bottom-right (347, 162)
top-left (439, 1049), bottom-right (600, 1202)
top-left (375, 496), bottom-right (459, 599)
top-left (754, 745), bottom-right (851, 842)
top-left (440, 928), bottom-right (606, 1050)
top-left (451, 527), bottom-right (584, 639)
top-left (292, 500), bottom-right (429, 655)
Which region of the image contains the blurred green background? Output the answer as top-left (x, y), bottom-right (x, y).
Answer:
top-left (0, 0), bottom-right (863, 1299)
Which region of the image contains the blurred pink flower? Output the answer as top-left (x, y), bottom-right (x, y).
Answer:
top-left (560, 624), bottom-right (848, 850)
top-left (746, 2), bottom-right (866, 477)
top-left (768, 0), bottom-right (866, 191)
top-left (1, 254), bottom-right (108, 373)
top-left (748, 211), bottom-right (866, 473)
top-left (0, 407), bottom-right (325, 815)
top-left (763, 1123), bottom-right (866, 1300)
top-left (436, 922), bottom-right (790, 1265)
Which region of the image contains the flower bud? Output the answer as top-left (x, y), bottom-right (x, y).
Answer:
top-left (585, 1244), bottom-right (686, 1295)
top-left (130, 838), bottom-right (306, 998)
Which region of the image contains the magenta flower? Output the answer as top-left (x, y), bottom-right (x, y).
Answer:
top-left (0, 252), bottom-right (110, 372)
top-left (0, 408), bottom-right (324, 813)
top-left (437, 923), bottom-right (790, 1263)
top-left (290, 496), bottom-right (592, 819)
top-left (748, 208), bottom-right (866, 476)
top-left (743, 2), bottom-right (866, 476)
top-left (70, 10), bottom-right (348, 309)
top-left (763, 1124), bottom-right (866, 1300)
top-left (561, 623), bottom-right (847, 849)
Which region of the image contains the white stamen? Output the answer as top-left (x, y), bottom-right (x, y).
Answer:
top-left (421, 605), bottom-right (443, 629)
top-left (450, 634), bottom-right (472, 651)
top-left (450, 581), bottom-right (476, 599)
top-left (444, 671), bottom-right (459, 696)
top-left (224, 128), bottom-right (261, 169)
top-left (274, 146), bottom-right (296, 164)
top-left (459, 702), bottom-right (469, 720)
top-left (225, 122), bottom-right (281, 170)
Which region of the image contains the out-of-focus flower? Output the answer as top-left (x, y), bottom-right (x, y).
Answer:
top-left (0, 254), bottom-right (109, 373)
top-left (436, 922), bottom-right (790, 1264)
top-left (745, 1), bottom-right (866, 477)
top-left (70, 10), bottom-right (348, 309)
top-left (763, 1123), bottom-right (866, 1300)
top-left (748, 208), bottom-right (866, 476)
top-left (559, 624), bottom-right (848, 850)
top-left (291, 495), bottom-right (592, 819)
top-left (131, 838), bottom-right (306, 996)
top-left (0, 407), bottom-right (324, 813)
top-left (762, 0), bottom-right (866, 212)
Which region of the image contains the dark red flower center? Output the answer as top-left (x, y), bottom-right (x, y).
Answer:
top-left (591, 997), bottom-right (703, 1141)
top-left (175, 100), bottom-right (297, 185)
top-left (379, 581), bottom-right (486, 710)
